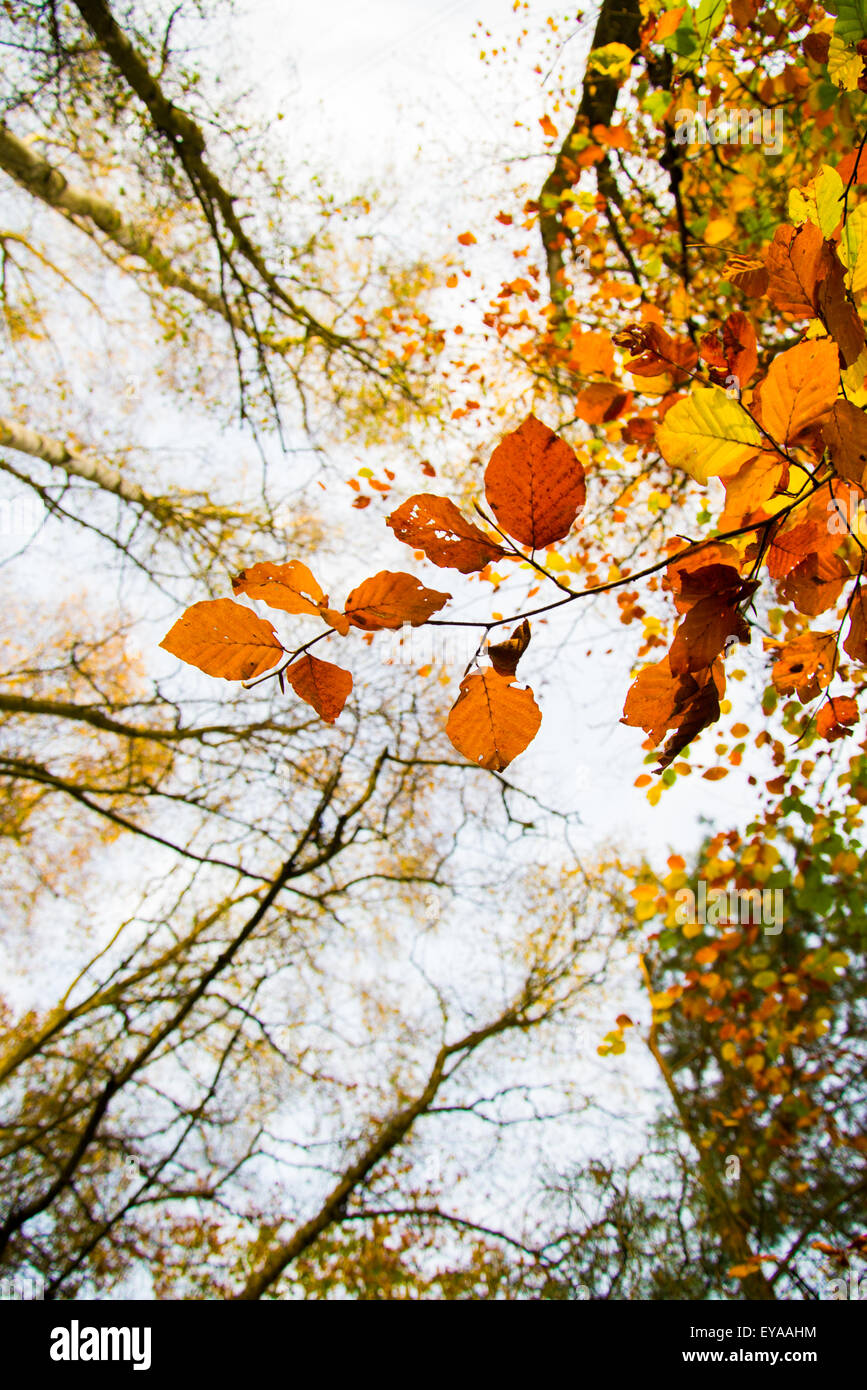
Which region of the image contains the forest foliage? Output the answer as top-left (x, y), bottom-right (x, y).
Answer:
top-left (0, 0), bottom-right (865, 1300)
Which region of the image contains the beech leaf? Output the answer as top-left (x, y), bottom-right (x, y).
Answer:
top-left (484, 414), bottom-right (586, 549)
top-left (160, 599), bottom-right (284, 682)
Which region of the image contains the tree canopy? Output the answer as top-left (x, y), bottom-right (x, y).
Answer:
top-left (0, 0), bottom-right (865, 1303)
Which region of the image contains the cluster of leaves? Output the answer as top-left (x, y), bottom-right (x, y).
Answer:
top-left (162, 414), bottom-right (589, 770)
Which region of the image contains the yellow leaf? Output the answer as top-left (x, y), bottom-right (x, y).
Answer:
top-left (788, 165), bottom-right (845, 240)
top-left (705, 217), bottom-right (735, 245)
top-left (656, 387), bottom-right (762, 483)
top-left (587, 43), bottom-right (634, 77)
top-left (828, 34), bottom-right (864, 92)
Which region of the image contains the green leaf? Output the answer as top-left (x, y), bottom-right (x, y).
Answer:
top-left (834, 0), bottom-right (867, 45)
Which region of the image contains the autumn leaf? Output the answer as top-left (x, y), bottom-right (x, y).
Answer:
top-left (816, 695), bottom-right (858, 740)
top-left (663, 548), bottom-right (747, 613)
top-left (843, 587), bottom-right (867, 663)
top-left (669, 599), bottom-right (751, 674)
top-left (779, 552), bottom-right (850, 616)
top-left (720, 453), bottom-right (784, 529)
top-left (771, 631), bottom-right (837, 700)
top-left (569, 330), bottom-right (616, 376)
top-left (574, 383), bottom-right (631, 424)
top-left (285, 654), bottom-right (352, 723)
top-left (816, 248), bottom-right (866, 367)
top-left (755, 340), bottom-right (839, 445)
top-left (160, 599), bottom-right (284, 681)
top-left (621, 655), bottom-right (723, 769)
top-left (699, 312), bottom-right (758, 390)
top-left (722, 254), bottom-right (769, 298)
top-left (343, 571), bottom-right (451, 630)
top-left (824, 399), bottom-right (867, 485)
top-left (618, 322), bottom-right (697, 384)
top-left (487, 619), bottom-right (531, 677)
top-left (765, 507), bottom-right (838, 580)
top-left (656, 387), bottom-right (762, 483)
top-left (765, 222), bottom-right (825, 317)
top-left (446, 669), bottom-right (541, 771)
top-left (386, 495), bottom-right (507, 573)
top-left (231, 560), bottom-right (326, 615)
top-left (483, 414), bottom-right (586, 549)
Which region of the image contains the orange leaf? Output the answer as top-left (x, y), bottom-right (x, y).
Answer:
top-left (655, 5), bottom-right (685, 39)
top-left (780, 552), bottom-right (850, 616)
top-left (484, 414), bottom-right (585, 549)
top-left (160, 599), bottom-right (284, 682)
top-left (817, 249), bottom-right (865, 367)
top-left (446, 670), bottom-right (541, 770)
top-left (771, 631), bottom-right (837, 700)
top-left (569, 330), bottom-right (616, 376)
top-left (574, 383), bottom-right (630, 424)
top-left (755, 340), bottom-right (839, 446)
top-left (320, 608), bottom-right (351, 637)
top-left (285, 654), bottom-right (352, 723)
top-left (231, 560), bottom-right (325, 616)
top-left (816, 695), bottom-right (858, 740)
top-left (457, 230), bottom-right (476, 245)
top-left (765, 223), bottom-right (825, 317)
top-left (386, 495), bottom-right (506, 573)
top-left (487, 619), bottom-right (531, 677)
top-left (539, 114), bottom-right (558, 139)
top-left (343, 571), bottom-right (451, 630)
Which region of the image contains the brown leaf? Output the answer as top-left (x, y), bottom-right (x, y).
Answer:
top-left (343, 571), bottom-right (451, 630)
top-left (231, 560), bottom-right (325, 615)
top-left (802, 31), bottom-right (830, 64)
top-left (621, 655), bottom-right (723, 767)
top-left (386, 494), bottom-right (506, 573)
top-left (816, 248), bottom-right (865, 368)
top-left (487, 619), bottom-right (531, 677)
top-left (621, 323), bottom-right (698, 384)
top-left (663, 546), bottom-right (745, 613)
top-left (285, 654), bottom-right (352, 723)
top-left (669, 599), bottom-right (751, 675)
top-left (779, 552), bottom-right (850, 616)
top-left (766, 518), bottom-right (822, 579)
top-left (160, 599), bottom-right (284, 681)
top-left (446, 669), bottom-right (541, 770)
top-left (825, 399), bottom-right (867, 486)
top-left (765, 223), bottom-right (825, 317)
top-left (484, 414), bottom-right (586, 549)
top-left (700, 312), bottom-right (758, 390)
top-left (771, 631), bottom-right (837, 700)
top-left (844, 588), bottom-right (867, 663)
top-left (722, 255), bottom-right (769, 298)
